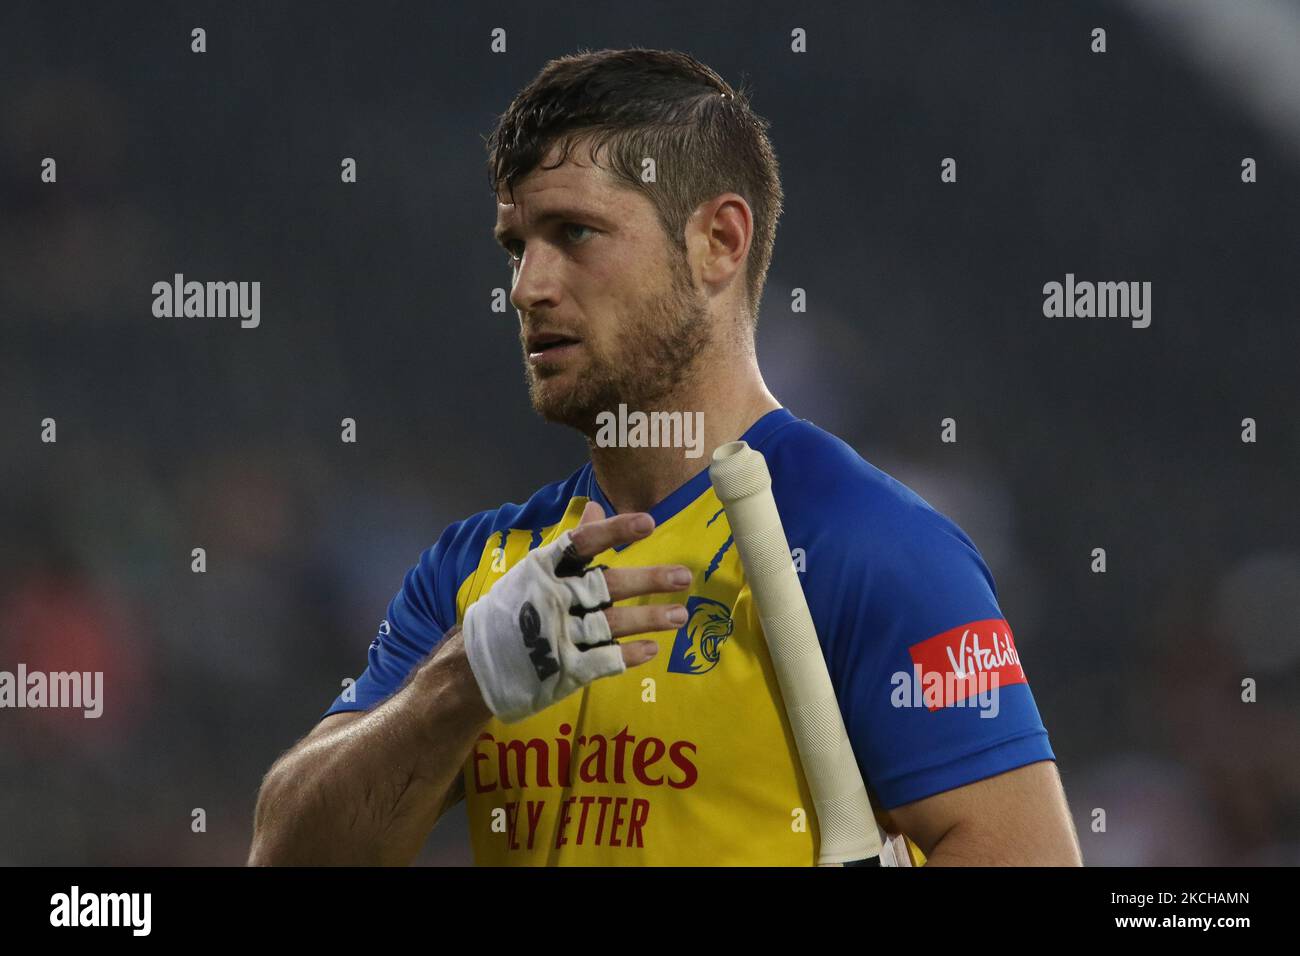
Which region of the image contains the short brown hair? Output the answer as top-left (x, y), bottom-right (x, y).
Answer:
top-left (486, 48), bottom-right (784, 322)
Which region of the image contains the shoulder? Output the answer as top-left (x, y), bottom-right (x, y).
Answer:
top-left (752, 416), bottom-right (1052, 811)
top-left (325, 465), bottom-right (595, 717)
top-left (760, 415), bottom-right (982, 569)
top-left (435, 478), bottom-right (573, 554)
top-left (757, 415), bottom-right (1001, 645)
top-left (403, 465), bottom-right (590, 620)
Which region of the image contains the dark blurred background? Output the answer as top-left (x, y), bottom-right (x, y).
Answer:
top-left (2, 0), bottom-right (1298, 865)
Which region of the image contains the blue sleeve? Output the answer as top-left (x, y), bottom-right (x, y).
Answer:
top-left (822, 501), bottom-right (1055, 809)
top-left (771, 439), bottom-right (1055, 810)
top-left (322, 514), bottom-right (491, 718)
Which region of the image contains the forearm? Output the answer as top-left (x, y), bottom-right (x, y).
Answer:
top-left (249, 627), bottom-right (489, 866)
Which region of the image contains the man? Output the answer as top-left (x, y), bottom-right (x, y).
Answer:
top-left (249, 48), bottom-right (1081, 866)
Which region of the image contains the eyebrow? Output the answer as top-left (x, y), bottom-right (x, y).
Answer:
top-left (493, 207), bottom-right (610, 247)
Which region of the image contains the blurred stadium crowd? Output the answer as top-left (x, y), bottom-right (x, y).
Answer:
top-left (2, 2), bottom-right (1297, 864)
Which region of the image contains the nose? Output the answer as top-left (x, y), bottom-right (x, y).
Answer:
top-left (509, 244), bottom-right (562, 314)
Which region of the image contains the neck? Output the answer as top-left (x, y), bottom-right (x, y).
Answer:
top-left (586, 348), bottom-right (781, 515)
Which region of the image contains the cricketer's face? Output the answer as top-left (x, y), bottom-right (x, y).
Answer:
top-left (494, 141), bottom-right (710, 435)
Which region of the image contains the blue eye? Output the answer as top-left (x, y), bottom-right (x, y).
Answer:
top-left (502, 223), bottom-right (593, 266)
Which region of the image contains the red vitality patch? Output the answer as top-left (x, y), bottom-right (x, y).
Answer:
top-left (907, 619), bottom-right (1026, 710)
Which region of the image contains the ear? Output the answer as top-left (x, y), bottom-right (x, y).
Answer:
top-left (688, 193), bottom-right (752, 294)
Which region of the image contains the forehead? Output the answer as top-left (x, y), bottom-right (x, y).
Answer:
top-left (494, 142), bottom-right (645, 229)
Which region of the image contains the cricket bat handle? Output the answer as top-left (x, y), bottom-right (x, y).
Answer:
top-left (710, 440), bottom-right (885, 866)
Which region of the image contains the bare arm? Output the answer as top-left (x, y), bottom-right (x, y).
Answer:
top-left (248, 626), bottom-right (488, 866)
top-left (883, 760), bottom-right (1083, 866)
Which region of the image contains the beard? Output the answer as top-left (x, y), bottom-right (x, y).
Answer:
top-left (521, 252), bottom-right (712, 437)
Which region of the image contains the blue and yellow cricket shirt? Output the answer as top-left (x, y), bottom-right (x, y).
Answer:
top-left (324, 407), bottom-right (1056, 865)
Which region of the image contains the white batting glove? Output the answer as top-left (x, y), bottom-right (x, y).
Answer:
top-left (462, 529), bottom-right (625, 723)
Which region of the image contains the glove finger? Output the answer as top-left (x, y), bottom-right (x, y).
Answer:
top-left (550, 530), bottom-right (593, 578)
top-left (564, 560), bottom-right (612, 614)
top-left (574, 601), bottom-right (614, 648)
top-left (567, 634), bottom-right (626, 683)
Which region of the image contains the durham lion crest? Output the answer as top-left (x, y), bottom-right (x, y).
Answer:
top-left (666, 596), bottom-right (735, 674)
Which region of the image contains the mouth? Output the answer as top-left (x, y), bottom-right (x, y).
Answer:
top-left (526, 331), bottom-right (584, 366)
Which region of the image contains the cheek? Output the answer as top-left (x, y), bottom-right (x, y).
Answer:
top-left (580, 242), bottom-right (666, 328)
